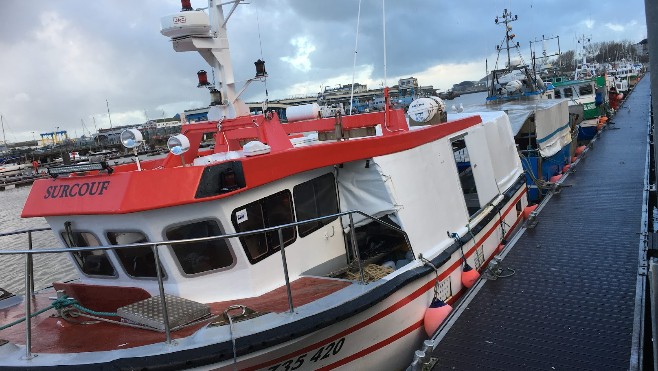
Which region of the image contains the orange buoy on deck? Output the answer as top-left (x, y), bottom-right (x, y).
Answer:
top-left (575, 145), bottom-right (586, 156)
top-left (461, 264), bottom-right (480, 288)
top-left (599, 116), bottom-right (608, 123)
top-left (562, 164), bottom-right (571, 173)
top-left (522, 204), bottom-right (538, 219)
top-left (549, 174), bottom-right (561, 183)
top-left (424, 299), bottom-right (453, 336)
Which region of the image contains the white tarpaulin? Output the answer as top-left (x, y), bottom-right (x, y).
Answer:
top-left (533, 100), bottom-right (571, 157)
top-left (459, 99), bottom-right (571, 158)
top-left (337, 159), bottom-right (397, 229)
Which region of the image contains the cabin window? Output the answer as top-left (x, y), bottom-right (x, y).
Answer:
top-left (554, 89), bottom-right (561, 98)
top-left (231, 190), bottom-right (296, 264)
top-left (107, 231), bottom-right (161, 278)
top-left (166, 220), bottom-right (234, 275)
top-left (293, 173), bottom-right (339, 237)
top-left (61, 231), bottom-right (116, 277)
top-left (451, 138), bottom-right (481, 217)
top-left (579, 84), bottom-right (593, 95)
top-left (563, 87), bottom-right (573, 98)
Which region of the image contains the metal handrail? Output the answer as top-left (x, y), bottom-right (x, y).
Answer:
top-left (0, 210), bottom-right (412, 256)
top-left (0, 209), bottom-right (414, 354)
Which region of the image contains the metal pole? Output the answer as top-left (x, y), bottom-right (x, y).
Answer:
top-left (152, 244), bottom-right (171, 343)
top-left (24, 253), bottom-right (33, 359)
top-left (645, 0), bottom-right (658, 204)
top-left (27, 231), bottom-right (34, 293)
top-left (278, 229), bottom-right (294, 313)
top-left (348, 213), bottom-right (365, 284)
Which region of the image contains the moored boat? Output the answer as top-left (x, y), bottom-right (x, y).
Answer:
top-left (550, 76), bottom-right (608, 142)
top-left (0, 2), bottom-right (529, 370)
top-left (476, 9), bottom-right (572, 201)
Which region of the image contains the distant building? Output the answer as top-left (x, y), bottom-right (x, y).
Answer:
top-left (398, 77), bottom-right (419, 89)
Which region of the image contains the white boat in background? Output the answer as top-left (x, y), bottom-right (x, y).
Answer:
top-left (481, 9), bottom-right (572, 201)
top-left (0, 1), bottom-right (529, 369)
top-left (0, 162), bottom-right (31, 177)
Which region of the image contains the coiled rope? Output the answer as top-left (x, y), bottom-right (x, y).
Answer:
top-left (0, 295), bottom-right (118, 331)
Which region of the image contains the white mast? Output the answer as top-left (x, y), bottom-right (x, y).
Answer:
top-left (0, 115), bottom-right (7, 152)
top-left (161, 0), bottom-right (249, 120)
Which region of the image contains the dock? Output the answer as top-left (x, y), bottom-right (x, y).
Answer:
top-left (424, 75), bottom-right (651, 370)
top-left (0, 173), bottom-right (47, 191)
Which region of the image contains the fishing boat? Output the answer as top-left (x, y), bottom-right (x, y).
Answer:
top-left (550, 76), bottom-right (608, 142)
top-left (475, 9), bottom-right (573, 201)
top-left (0, 1), bottom-right (529, 369)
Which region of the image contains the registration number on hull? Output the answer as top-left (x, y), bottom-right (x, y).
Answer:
top-left (267, 337), bottom-right (346, 370)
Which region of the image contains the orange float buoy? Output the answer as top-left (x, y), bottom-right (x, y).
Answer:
top-left (461, 263), bottom-right (480, 289)
top-left (599, 116), bottom-right (608, 123)
top-left (522, 204), bottom-right (538, 219)
top-left (562, 164), bottom-right (571, 173)
top-left (424, 299), bottom-right (453, 336)
top-left (549, 174), bottom-right (561, 183)
top-left (575, 145), bottom-right (586, 156)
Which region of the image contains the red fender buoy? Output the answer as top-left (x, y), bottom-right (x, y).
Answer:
top-left (522, 204), bottom-right (538, 219)
top-left (562, 164), bottom-right (571, 173)
top-left (461, 264), bottom-right (480, 289)
top-left (424, 299), bottom-right (452, 336)
top-left (571, 156), bottom-right (577, 163)
top-left (575, 145), bottom-right (586, 156)
top-left (549, 174), bottom-right (561, 183)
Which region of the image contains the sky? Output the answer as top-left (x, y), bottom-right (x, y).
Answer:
top-left (0, 0), bottom-right (648, 142)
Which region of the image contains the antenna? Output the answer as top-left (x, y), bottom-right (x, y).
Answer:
top-left (106, 99), bottom-right (113, 129)
top-left (494, 8), bottom-right (519, 68)
top-left (349, 0), bottom-right (362, 115)
top-left (529, 34), bottom-right (560, 69)
top-left (382, 0), bottom-right (387, 89)
top-left (0, 115), bottom-right (7, 151)
top-left (576, 34), bottom-right (592, 64)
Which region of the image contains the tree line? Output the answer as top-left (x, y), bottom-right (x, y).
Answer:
top-left (552, 40), bottom-right (647, 71)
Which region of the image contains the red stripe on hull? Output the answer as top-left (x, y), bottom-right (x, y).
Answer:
top-left (244, 186), bottom-right (526, 370)
top-left (316, 320), bottom-right (424, 371)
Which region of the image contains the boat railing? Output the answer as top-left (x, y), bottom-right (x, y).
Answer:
top-left (0, 210), bottom-right (413, 356)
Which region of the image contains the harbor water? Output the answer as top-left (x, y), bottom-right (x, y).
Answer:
top-left (0, 186), bottom-right (75, 295)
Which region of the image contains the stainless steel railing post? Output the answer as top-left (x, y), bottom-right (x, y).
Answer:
top-left (278, 228), bottom-right (294, 313)
top-left (152, 243), bottom-right (172, 344)
top-left (27, 230), bottom-right (34, 293)
top-left (24, 252), bottom-right (33, 359)
top-left (348, 213), bottom-right (365, 284)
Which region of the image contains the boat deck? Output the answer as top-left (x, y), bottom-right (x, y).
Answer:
top-left (0, 276), bottom-right (351, 353)
top-left (428, 75), bottom-right (651, 370)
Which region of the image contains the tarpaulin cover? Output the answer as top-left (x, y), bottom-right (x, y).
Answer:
top-left (336, 159), bottom-right (397, 229)
top-left (460, 99), bottom-right (571, 158)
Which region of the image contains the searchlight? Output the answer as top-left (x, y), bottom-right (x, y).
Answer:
top-left (167, 134), bottom-right (190, 166)
top-left (120, 129), bottom-right (144, 171)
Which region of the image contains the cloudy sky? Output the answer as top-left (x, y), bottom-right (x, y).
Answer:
top-left (0, 0), bottom-right (648, 142)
